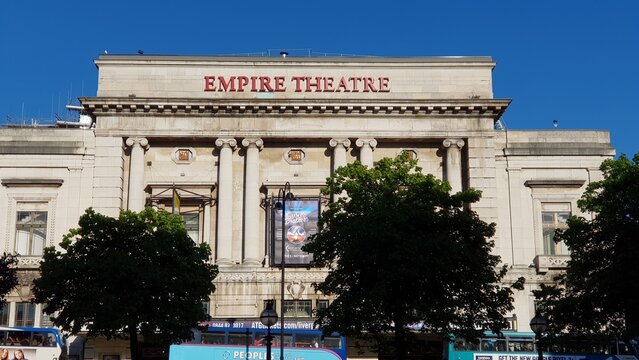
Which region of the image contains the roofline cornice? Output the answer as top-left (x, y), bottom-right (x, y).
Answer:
top-left (80, 97), bottom-right (511, 119)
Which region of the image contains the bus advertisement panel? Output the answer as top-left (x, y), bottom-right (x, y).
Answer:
top-left (170, 344), bottom-right (342, 360)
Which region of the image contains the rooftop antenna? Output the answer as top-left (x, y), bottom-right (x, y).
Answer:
top-left (553, 119), bottom-right (558, 128)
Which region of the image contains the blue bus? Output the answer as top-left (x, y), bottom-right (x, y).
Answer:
top-left (447, 332), bottom-right (639, 360)
top-left (173, 321), bottom-right (347, 360)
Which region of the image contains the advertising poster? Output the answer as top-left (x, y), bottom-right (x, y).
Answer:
top-left (272, 199), bottom-right (319, 266)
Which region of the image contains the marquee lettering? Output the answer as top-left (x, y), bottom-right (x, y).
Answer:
top-left (204, 75), bottom-right (390, 93)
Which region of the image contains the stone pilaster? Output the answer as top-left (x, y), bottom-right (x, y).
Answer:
top-left (215, 138), bottom-right (237, 265)
top-left (241, 137), bottom-right (264, 265)
top-left (443, 138), bottom-right (465, 193)
top-left (355, 138), bottom-right (377, 167)
top-left (125, 137), bottom-right (148, 211)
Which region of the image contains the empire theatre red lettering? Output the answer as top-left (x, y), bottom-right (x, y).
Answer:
top-left (204, 75), bottom-right (390, 93)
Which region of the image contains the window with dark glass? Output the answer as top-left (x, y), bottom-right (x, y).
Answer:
top-left (14, 302), bottom-right (35, 327)
top-left (0, 305), bottom-right (9, 326)
top-left (15, 211), bottom-right (47, 256)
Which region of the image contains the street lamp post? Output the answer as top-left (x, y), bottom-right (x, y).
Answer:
top-left (274, 182), bottom-right (294, 360)
top-left (530, 311), bottom-right (548, 360)
top-left (260, 300), bottom-right (278, 360)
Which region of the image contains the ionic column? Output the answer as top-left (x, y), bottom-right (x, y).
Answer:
top-left (215, 138), bottom-right (237, 265)
top-left (125, 137), bottom-right (149, 211)
top-left (241, 137), bottom-right (264, 265)
top-left (329, 138), bottom-right (351, 173)
top-left (356, 138), bottom-right (377, 167)
top-left (443, 138), bottom-right (465, 194)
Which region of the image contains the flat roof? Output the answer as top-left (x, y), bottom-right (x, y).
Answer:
top-left (96, 54), bottom-right (494, 63)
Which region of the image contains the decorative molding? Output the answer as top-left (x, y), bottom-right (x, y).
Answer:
top-left (16, 256), bottom-right (42, 268)
top-left (214, 269), bottom-right (328, 283)
top-left (125, 137), bottom-right (149, 150)
top-left (329, 138), bottom-right (351, 149)
top-left (1, 179), bottom-right (64, 187)
top-left (534, 254), bottom-right (570, 273)
top-left (82, 98), bottom-right (510, 119)
top-left (443, 138), bottom-right (465, 149)
top-left (241, 138), bottom-right (264, 150)
top-left (355, 138), bottom-right (378, 150)
top-left (215, 138), bottom-right (238, 149)
top-left (524, 180), bottom-right (586, 188)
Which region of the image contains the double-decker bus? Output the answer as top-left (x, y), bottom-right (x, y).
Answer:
top-left (447, 331), bottom-right (639, 360)
top-left (0, 327), bottom-right (64, 360)
top-left (170, 320), bottom-right (346, 360)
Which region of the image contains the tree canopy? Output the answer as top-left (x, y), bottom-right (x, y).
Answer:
top-left (0, 253), bottom-right (18, 311)
top-left (535, 153), bottom-right (639, 345)
top-left (303, 155), bottom-right (523, 359)
top-left (32, 208), bottom-right (218, 360)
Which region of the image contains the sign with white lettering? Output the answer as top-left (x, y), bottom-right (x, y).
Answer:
top-left (170, 344), bottom-right (342, 360)
top-left (474, 354), bottom-right (586, 360)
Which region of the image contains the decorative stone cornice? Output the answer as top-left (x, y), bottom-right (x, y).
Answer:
top-left (81, 97), bottom-right (510, 119)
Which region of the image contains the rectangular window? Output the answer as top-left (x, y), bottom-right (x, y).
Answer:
top-left (15, 210), bottom-right (47, 256)
top-left (15, 302), bottom-right (36, 327)
top-left (541, 203), bottom-right (571, 255)
top-left (0, 305), bottom-right (9, 326)
top-left (316, 300), bottom-right (329, 312)
top-left (283, 300), bottom-right (312, 318)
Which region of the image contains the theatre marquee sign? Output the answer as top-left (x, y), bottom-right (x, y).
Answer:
top-left (204, 75), bottom-right (390, 93)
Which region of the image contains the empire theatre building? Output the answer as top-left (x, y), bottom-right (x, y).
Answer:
top-left (0, 54), bottom-right (614, 360)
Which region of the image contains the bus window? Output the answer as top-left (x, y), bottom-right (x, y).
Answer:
top-left (201, 333), bottom-right (225, 344)
top-left (480, 339), bottom-right (506, 351)
top-left (0, 331), bottom-right (6, 345)
top-left (295, 334), bottom-right (320, 348)
top-left (322, 337), bottom-right (342, 349)
top-left (228, 332), bottom-right (250, 345)
top-left (7, 331), bottom-right (31, 346)
top-left (454, 339), bottom-right (479, 351)
top-left (508, 338), bottom-right (534, 352)
top-left (272, 334), bottom-right (293, 347)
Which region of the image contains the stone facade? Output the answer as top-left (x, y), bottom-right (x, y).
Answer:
top-left (0, 55), bottom-right (614, 360)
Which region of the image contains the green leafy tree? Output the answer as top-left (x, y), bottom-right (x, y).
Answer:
top-left (32, 208), bottom-right (218, 360)
top-left (0, 253), bottom-right (18, 311)
top-left (303, 155), bottom-right (524, 360)
top-left (535, 153), bottom-right (639, 348)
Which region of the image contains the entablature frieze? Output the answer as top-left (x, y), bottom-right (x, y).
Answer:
top-left (81, 97), bottom-right (510, 119)
top-left (214, 268), bottom-right (329, 284)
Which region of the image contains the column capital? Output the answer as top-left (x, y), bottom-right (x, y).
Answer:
top-left (241, 137), bottom-right (264, 150)
top-left (355, 138), bottom-right (377, 149)
top-left (443, 138), bottom-right (465, 149)
top-left (329, 138), bottom-right (351, 149)
top-left (215, 137), bottom-right (237, 149)
top-left (125, 137), bottom-right (149, 150)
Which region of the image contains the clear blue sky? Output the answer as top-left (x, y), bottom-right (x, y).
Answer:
top-left (1, 0), bottom-right (637, 157)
